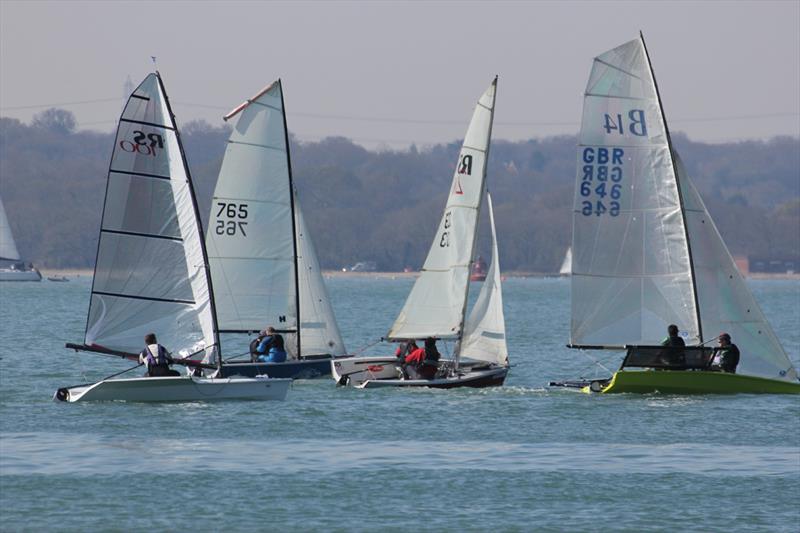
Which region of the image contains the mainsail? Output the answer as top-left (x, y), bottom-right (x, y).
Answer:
top-left (206, 80), bottom-right (298, 337)
top-left (460, 193), bottom-right (508, 365)
top-left (571, 34), bottom-right (797, 382)
top-left (388, 78), bottom-right (497, 341)
top-left (0, 197), bottom-right (21, 261)
top-left (84, 73), bottom-right (218, 361)
top-left (570, 36), bottom-right (698, 348)
top-left (206, 80), bottom-right (345, 357)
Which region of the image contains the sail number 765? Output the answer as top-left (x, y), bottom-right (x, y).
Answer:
top-left (215, 202), bottom-right (248, 237)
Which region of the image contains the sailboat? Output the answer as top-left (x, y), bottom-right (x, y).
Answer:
top-left (204, 80), bottom-right (347, 379)
top-left (331, 78), bottom-right (509, 389)
top-left (558, 247), bottom-right (571, 276)
top-left (553, 34), bottom-right (800, 394)
top-left (0, 197), bottom-right (42, 282)
top-left (58, 72), bottom-right (291, 402)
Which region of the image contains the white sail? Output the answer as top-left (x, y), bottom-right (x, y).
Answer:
top-left (559, 247), bottom-right (572, 276)
top-left (206, 80), bottom-right (297, 335)
top-left (0, 196), bottom-right (21, 261)
top-left (570, 37), bottom-right (699, 348)
top-left (460, 193), bottom-right (508, 365)
top-left (285, 195), bottom-right (347, 357)
top-left (388, 78), bottom-right (497, 341)
top-left (85, 73), bottom-right (217, 361)
top-left (675, 154), bottom-right (797, 381)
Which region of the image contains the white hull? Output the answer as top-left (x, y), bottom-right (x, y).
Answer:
top-left (332, 355), bottom-right (508, 389)
top-left (55, 375), bottom-right (291, 403)
top-left (331, 356), bottom-right (402, 386)
top-left (360, 365), bottom-right (508, 389)
top-left (0, 268), bottom-right (41, 281)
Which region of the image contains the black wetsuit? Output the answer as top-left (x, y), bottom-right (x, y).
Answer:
top-left (716, 344), bottom-right (741, 373)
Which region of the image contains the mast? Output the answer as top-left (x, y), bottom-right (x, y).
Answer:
top-left (156, 71), bottom-right (223, 368)
top-left (639, 32), bottom-right (704, 343)
top-left (454, 76), bottom-right (498, 370)
top-left (279, 79), bottom-right (302, 358)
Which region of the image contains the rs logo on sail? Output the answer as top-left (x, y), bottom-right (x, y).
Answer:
top-left (119, 130), bottom-right (164, 157)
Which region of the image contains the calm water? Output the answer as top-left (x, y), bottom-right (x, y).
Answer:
top-left (1, 277), bottom-right (798, 532)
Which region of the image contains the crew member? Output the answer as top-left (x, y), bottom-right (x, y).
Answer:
top-left (139, 333), bottom-right (180, 377)
top-left (404, 337), bottom-right (440, 380)
top-left (710, 333), bottom-right (740, 373)
top-left (255, 326), bottom-right (288, 363)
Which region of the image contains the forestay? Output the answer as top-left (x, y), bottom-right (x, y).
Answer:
top-left (0, 197), bottom-right (21, 261)
top-left (206, 80), bottom-right (298, 335)
top-left (85, 73), bottom-right (217, 362)
top-left (570, 37), bottom-right (699, 348)
top-left (388, 78), bottom-right (497, 341)
top-left (675, 154), bottom-right (797, 381)
top-left (460, 193), bottom-right (507, 365)
top-left (284, 195), bottom-right (347, 357)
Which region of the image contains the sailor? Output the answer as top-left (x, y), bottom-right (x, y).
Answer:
top-left (403, 337), bottom-right (440, 380)
top-left (255, 326), bottom-right (288, 363)
top-left (710, 333), bottom-right (740, 373)
top-left (394, 340), bottom-right (418, 359)
top-left (139, 333), bottom-right (179, 377)
top-left (659, 324), bottom-right (686, 367)
top-left (661, 325), bottom-right (686, 348)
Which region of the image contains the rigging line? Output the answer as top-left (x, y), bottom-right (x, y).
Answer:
top-left (578, 349), bottom-right (614, 375)
top-left (4, 97), bottom-right (797, 126)
top-left (353, 338), bottom-right (383, 355)
top-left (1, 97), bottom-right (122, 110)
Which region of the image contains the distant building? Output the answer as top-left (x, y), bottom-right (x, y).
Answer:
top-left (749, 256), bottom-right (798, 274)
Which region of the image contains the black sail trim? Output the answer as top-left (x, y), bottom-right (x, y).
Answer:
top-left (92, 290), bottom-right (195, 305)
top-left (101, 229), bottom-right (183, 242)
top-left (109, 169), bottom-right (172, 181)
top-left (119, 118), bottom-right (175, 131)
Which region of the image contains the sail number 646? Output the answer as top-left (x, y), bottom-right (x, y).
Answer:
top-left (215, 202), bottom-right (248, 237)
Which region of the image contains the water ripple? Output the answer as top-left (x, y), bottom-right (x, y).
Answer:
top-left (2, 432), bottom-right (797, 477)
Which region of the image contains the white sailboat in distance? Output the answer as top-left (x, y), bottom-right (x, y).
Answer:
top-left (551, 33), bottom-right (799, 394)
top-left (59, 72), bottom-right (291, 402)
top-left (0, 196), bottom-right (42, 282)
top-left (332, 78), bottom-right (509, 388)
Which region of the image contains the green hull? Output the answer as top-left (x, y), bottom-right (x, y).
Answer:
top-left (586, 370), bottom-right (800, 395)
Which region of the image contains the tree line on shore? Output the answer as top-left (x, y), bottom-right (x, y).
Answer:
top-left (1, 109), bottom-right (798, 272)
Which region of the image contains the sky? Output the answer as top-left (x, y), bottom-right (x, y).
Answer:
top-left (1, 0), bottom-right (799, 149)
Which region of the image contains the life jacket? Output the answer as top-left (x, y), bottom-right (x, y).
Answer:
top-left (423, 346), bottom-right (440, 365)
top-left (250, 336), bottom-right (265, 358)
top-left (144, 344), bottom-right (169, 367)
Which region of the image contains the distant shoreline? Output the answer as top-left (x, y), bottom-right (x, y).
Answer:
top-left (38, 268), bottom-right (800, 281)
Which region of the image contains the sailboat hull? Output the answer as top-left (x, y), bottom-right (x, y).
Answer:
top-left (587, 370), bottom-right (800, 395)
top-left (55, 375), bottom-right (292, 403)
top-left (218, 356), bottom-right (340, 379)
top-left (359, 365), bottom-right (508, 389)
top-left (0, 269), bottom-right (42, 281)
